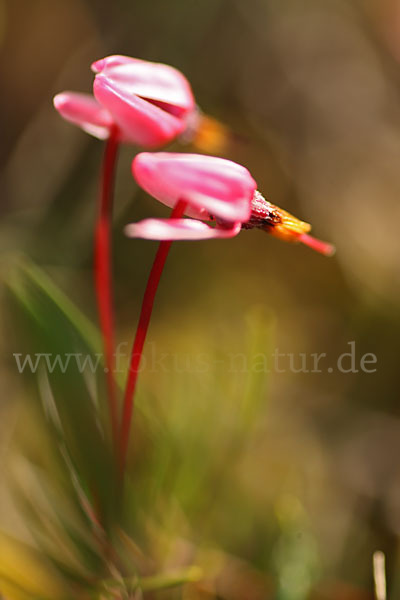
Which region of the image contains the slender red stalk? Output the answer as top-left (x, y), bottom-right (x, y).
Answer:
top-left (119, 200), bottom-right (187, 477)
top-left (95, 125), bottom-right (120, 447)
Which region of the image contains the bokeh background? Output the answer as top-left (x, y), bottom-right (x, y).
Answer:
top-left (1, 0), bottom-right (400, 598)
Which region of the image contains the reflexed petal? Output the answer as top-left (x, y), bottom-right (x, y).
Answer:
top-left (125, 218), bottom-right (242, 240)
top-left (53, 92), bottom-right (113, 139)
top-left (132, 153), bottom-right (256, 222)
top-left (93, 77), bottom-right (185, 148)
top-left (91, 55), bottom-right (132, 73)
top-left (92, 55), bottom-right (195, 116)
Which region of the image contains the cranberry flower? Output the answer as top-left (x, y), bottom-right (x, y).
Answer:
top-left (126, 152), bottom-right (335, 255)
top-left (52, 57), bottom-right (334, 481)
top-left (127, 152), bottom-right (256, 239)
top-left (53, 57), bottom-right (195, 450)
top-left (54, 55), bottom-right (196, 147)
top-left (118, 154), bottom-right (334, 474)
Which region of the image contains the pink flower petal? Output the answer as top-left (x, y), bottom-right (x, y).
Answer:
top-left (91, 56), bottom-right (131, 73)
top-left (124, 218), bottom-right (242, 240)
top-left (93, 76), bottom-right (185, 148)
top-left (91, 55), bottom-right (195, 116)
top-left (53, 92), bottom-right (113, 139)
top-left (132, 153), bottom-right (256, 222)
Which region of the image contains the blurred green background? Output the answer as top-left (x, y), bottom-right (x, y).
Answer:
top-left (1, 0), bottom-right (400, 598)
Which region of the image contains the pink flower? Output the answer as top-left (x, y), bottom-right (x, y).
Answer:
top-left (126, 152), bottom-right (256, 239)
top-left (125, 153), bottom-right (335, 255)
top-left (53, 55), bottom-right (196, 148)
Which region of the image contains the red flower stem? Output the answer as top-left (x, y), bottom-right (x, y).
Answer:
top-left (119, 200), bottom-right (187, 477)
top-left (95, 125), bottom-right (120, 448)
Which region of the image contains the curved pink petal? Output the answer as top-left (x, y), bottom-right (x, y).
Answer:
top-left (53, 92), bottom-right (113, 139)
top-left (132, 153), bottom-right (256, 222)
top-left (124, 218), bottom-right (242, 240)
top-left (91, 55), bottom-right (132, 73)
top-left (93, 76), bottom-right (185, 148)
top-left (92, 55), bottom-right (195, 116)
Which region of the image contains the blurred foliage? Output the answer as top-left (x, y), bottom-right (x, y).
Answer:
top-left (1, 0), bottom-right (400, 598)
